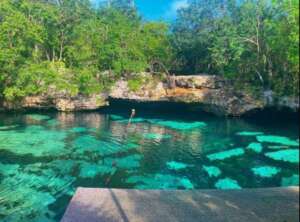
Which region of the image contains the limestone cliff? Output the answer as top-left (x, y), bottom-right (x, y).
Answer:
top-left (1, 74), bottom-right (298, 116)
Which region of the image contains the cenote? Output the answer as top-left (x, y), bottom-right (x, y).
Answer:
top-left (0, 107), bottom-right (299, 222)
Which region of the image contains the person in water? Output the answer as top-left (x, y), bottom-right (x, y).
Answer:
top-left (127, 109), bottom-right (136, 126)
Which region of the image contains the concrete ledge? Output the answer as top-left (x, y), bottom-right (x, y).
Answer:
top-left (61, 187), bottom-right (299, 222)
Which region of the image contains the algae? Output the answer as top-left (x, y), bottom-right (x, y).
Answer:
top-left (265, 149), bottom-right (299, 163)
top-left (251, 166), bottom-right (281, 178)
top-left (207, 148), bottom-right (245, 161)
top-left (215, 178), bottom-right (242, 190)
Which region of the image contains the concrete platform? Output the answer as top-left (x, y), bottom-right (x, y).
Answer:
top-left (61, 187), bottom-right (299, 222)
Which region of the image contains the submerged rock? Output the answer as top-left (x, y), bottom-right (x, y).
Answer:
top-left (202, 165), bottom-right (222, 177)
top-left (166, 161), bottom-right (191, 170)
top-left (0, 125), bottom-right (19, 130)
top-left (150, 120), bottom-right (207, 130)
top-left (126, 173), bottom-right (194, 190)
top-left (281, 174), bottom-right (299, 186)
top-left (104, 154), bottom-right (143, 169)
top-left (265, 149), bottom-right (299, 164)
top-left (207, 148), bottom-right (245, 161)
top-left (247, 142), bottom-right (263, 153)
top-left (251, 166), bottom-right (281, 178)
top-left (215, 178), bottom-right (242, 190)
top-left (257, 135), bottom-right (299, 146)
top-left (110, 114), bottom-right (125, 121)
top-left (236, 131), bottom-right (264, 136)
top-left (0, 126), bottom-right (67, 156)
top-left (69, 127), bottom-right (88, 133)
top-left (79, 162), bottom-right (115, 178)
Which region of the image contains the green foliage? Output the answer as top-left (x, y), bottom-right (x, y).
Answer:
top-left (0, 0), bottom-right (298, 100)
top-left (0, 0), bottom-right (171, 100)
top-left (127, 75), bottom-right (147, 92)
top-left (172, 0), bottom-right (299, 96)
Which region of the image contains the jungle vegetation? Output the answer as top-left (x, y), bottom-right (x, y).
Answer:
top-left (0, 0), bottom-right (299, 100)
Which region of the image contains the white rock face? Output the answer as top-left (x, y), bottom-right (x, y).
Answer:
top-left (1, 73), bottom-right (298, 116)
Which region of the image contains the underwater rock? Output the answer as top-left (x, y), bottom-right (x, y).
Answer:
top-left (69, 127), bottom-right (88, 133)
top-left (0, 126), bottom-right (67, 156)
top-left (281, 174), bottom-right (299, 186)
top-left (103, 154), bottom-right (143, 169)
top-left (268, 145), bottom-right (289, 150)
top-left (207, 148), bottom-right (245, 161)
top-left (79, 162), bottom-right (115, 178)
top-left (202, 165), bottom-right (222, 177)
top-left (74, 135), bottom-right (127, 156)
top-left (47, 119), bottom-right (59, 126)
top-left (247, 142), bottom-right (263, 153)
top-left (0, 125), bottom-right (19, 130)
top-left (48, 160), bottom-right (76, 175)
top-left (110, 114), bottom-right (125, 120)
top-left (236, 131), bottom-right (264, 136)
top-left (257, 135), bottom-right (299, 146)
top-left (144, 133), bottom-right (172, 140)
top-left (265, 149), bottom-right (299, 164)
top-left (215, 178), bottom-right (242, 190)
top-left (0, 163), bottom-right (20, 176)
top-left (251, 166), bottom-right (281, 178)
top-left (150, 120), bottom-right (207, 130)
top-left (166, 161), bottom-right (191, 170)
top-left (126, 174), bottom-right (194, 190)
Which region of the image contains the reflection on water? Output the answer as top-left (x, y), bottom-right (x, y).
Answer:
top-left (0, 111), bottom-right (299, 222)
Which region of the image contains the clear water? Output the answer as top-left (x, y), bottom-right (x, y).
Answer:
top-left (0, 110), bottom-right (299, 222)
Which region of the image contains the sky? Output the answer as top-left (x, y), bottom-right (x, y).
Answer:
top-left (92, 0), bottom-right (189, 21)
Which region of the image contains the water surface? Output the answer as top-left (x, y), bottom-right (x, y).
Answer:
top-left (0, 110), bottom-right (299, 221)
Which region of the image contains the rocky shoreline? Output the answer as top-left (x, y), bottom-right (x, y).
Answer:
top-left (1, 74), bottom-right (298, 116)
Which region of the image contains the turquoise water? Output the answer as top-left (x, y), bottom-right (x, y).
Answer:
top-left (0, 111), bottom-right (299, 221)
